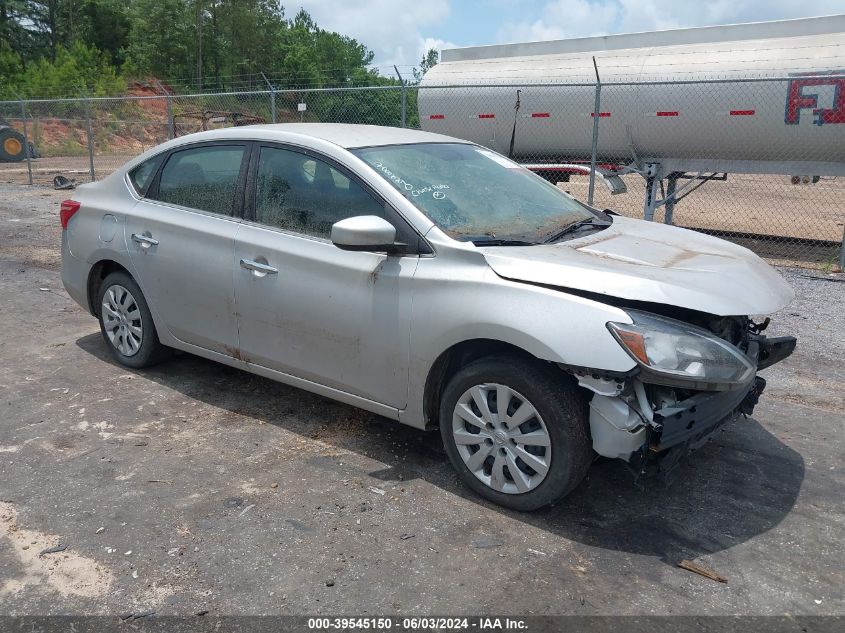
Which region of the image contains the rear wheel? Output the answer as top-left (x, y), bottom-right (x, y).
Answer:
top-left (439, 357), bottom-right (592, 511)
top-left (97, 271), bottom-right (170, 368)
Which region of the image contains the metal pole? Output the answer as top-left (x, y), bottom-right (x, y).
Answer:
top-left (643, 176), bottom-right (659, 222)
top-left (83, 94), bottom-right (95, 181)
top-left (17, 97), bottom-right (33, 185)
top-left (587, 56), bottom-right (602, 207)
top-left (839, 224), bottom-right (845, 273)
top-left (401, 85), bottom-right (407, 128)
top-left (394, 65), bottom-right (407, 128)
top-left (166, 93), bottom-right (174, 139)
top-left (664, 174), bottom-right (678, 225)
top-left (261, 72), bottom-right (276, 123)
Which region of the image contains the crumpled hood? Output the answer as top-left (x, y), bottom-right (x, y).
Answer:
top-left (480, 216), bottom-right (794, 316)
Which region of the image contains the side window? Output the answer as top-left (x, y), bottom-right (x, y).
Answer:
top-left (128, 155), bottom-right (162, 196)
top-left (152, 145), bottom-right (245, 216)
top-left (254, 146), bottom-right (385, 238)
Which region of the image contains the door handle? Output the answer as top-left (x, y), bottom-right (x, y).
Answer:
top-left (240, 258), bottom-right (278, 276)
top-left (131, 233), bottom-right (159, 248)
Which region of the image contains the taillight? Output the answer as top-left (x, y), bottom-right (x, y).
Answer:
top-left (60, 200), bottom-right (81, 229)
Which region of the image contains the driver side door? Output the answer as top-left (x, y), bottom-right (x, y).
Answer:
top-left (232, 144), bottom-right (425, 409)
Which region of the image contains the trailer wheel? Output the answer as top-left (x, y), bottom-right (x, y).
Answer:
top-left (0, 128), bottom-right (27, 162)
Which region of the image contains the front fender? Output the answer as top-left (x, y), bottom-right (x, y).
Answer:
top-left (401, 259), bottom-right (636, 428)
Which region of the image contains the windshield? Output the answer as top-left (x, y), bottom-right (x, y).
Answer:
top-left (351, 143), bottom-right (597, 243)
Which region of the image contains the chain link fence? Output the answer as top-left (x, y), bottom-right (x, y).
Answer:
top-left (1, 78), bottom-right (843, 269)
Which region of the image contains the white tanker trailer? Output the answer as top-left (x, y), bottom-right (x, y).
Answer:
top-left (418, 15), bottom-right (845, 221)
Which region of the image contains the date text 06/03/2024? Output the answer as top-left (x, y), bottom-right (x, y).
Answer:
top-left (307, 617), bottom-right (528, 630)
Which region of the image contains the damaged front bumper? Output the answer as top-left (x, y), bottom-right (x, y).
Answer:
top-left (581, 333), bottom-right (796, 481)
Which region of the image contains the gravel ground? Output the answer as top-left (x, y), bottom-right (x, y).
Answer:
top-left (0, 183), bottom-right (843, 619)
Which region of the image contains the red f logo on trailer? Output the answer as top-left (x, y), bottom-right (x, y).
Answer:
top-left (785, 70), bottom-right (845, 126)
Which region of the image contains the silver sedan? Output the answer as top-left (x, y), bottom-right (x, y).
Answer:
top-left (61, 123), bottom-right (795, 510)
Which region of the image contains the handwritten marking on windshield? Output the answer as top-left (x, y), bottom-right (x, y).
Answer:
top-left (374, 161), bottom-right (414, 191)
top-left (412, 184), bottom-right (450, 198)
top-left (373, 161), bottom-right (449, 199)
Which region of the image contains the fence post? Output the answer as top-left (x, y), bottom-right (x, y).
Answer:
top-left (839, 225), bottom-right (845, 272)
top-left (401, 84), bottom-right (407, 128)
top-left (394, 66), bottom-right (407, 128)
top-left (83, 94), bottom-right (96, 182)
top-left (587, 56), bottom-right (602, 208)
top-left (16, 96), bottom-right (33, 185)
top-left (261, 72), bottom-right (276, 123)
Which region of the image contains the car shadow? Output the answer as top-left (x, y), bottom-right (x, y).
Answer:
top-left (77, 333), bottom-right (805, 565)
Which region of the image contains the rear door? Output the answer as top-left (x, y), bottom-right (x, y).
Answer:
top-left (126, 142), bottom-right (247, 355)
top-left (233, 144), bottom-right (422, 408)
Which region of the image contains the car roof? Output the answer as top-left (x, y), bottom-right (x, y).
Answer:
top-left (188, 123), bottom-right (465, 149)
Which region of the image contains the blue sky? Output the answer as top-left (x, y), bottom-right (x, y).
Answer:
top-left (294, 0), bottom-right (844, 71)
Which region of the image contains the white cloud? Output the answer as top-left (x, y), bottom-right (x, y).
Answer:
top-left (497, 0), bottom-right (844, 44)
top-left (497, 0), bottom-right (620, 43)
top-left (295, 0), bottom-right (453, 69)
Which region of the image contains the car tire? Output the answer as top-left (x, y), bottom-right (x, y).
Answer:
top-left (97, 271), bottom-right (171, 369)
top-left (439, 356), bottom-right (592, 511)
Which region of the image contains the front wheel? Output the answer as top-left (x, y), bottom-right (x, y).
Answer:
top-left (439, 357), bottom-right (592, 511)
top-left (97, 271), bottom-right (171, 368)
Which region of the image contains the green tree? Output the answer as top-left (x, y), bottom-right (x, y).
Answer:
top-left (123, 0), bottom-right (193, 81)
top-left (19, 40), bottom-right (124, 97)
top-left (413, 47), bottom-right (438, 83)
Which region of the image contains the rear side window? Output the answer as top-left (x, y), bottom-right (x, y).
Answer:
top-left (128, 155), bottom-right (162, 196)
top-left (152, 145), bottom-right (246, 216)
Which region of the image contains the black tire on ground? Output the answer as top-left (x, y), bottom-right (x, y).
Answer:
top-left (438, 356), bottom-right (592, 511)
top-left (0, 128), bottom-right (27, 162)
top-left (97, 271), bottom-right (171, 369)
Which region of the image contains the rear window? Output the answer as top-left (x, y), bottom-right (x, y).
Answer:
top-left (128, 155), bottom-right (162, 196)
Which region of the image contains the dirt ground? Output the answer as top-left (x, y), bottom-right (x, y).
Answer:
top-left (0, 184), bottom-right (844, 619)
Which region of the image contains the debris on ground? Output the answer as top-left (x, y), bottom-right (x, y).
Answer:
top-left (52, 175), bottom-right (76, 190)
top-left (368, 486), bottom-right (386, 495)
top-left (238, 503), bottom-right (255, 517)
top-left (38, 544), bottom-right (67, 556)
top-left (678, 559), bottom-right (728, 583)
top-left (399, 533), bottom-right (415, 540)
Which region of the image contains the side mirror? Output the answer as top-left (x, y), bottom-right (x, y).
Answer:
top-left (331, 215), bottom-right (402, 253)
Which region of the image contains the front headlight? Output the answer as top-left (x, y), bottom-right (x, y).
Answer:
top-left (607, 310), bottom-right (755, 390)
